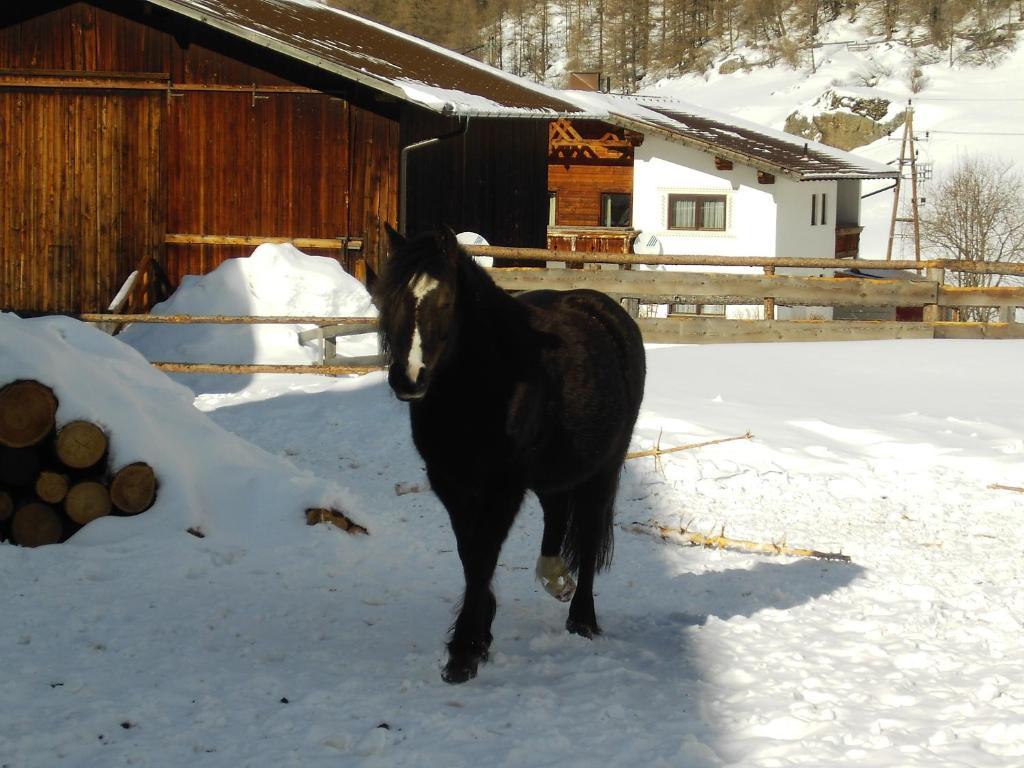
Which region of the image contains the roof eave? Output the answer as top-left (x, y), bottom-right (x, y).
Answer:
top-left (608, 113), bottom-right (901, 181)
top-left (607, 113), bottom-right (804, 180)
top-left (145, 0), bottom-right (587, 118)
top-left (800, 172), bottom-right (901, 181)
top-left (147, 0), bottom-right (412, 102)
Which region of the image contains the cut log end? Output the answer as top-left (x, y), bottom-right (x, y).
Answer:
top-left (0, 490), bottom-right (13, 522)
top-left (35, 471), bottom-right (70, 504)
top-left (12, 502), bottom-right (63, 547)
top-left (0, 380), bottom-right (58, 448)
top-left (110, 462), bottom-right (156, 515)
top-left (56, 420), bottom-right (108, 470)
top-left (65, 481), bottom-right (112, 525)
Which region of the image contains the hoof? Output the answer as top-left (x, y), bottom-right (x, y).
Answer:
top-left (566, 617), bottom-right (602, 639)
top-left (442, 659), bottom-right (479, 684)
top-left (536, 555), bottom-right (576, 603)
top-left (442, 641), bottom-right (488, 684)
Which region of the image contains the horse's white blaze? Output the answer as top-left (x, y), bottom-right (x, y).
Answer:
top-left (406, 274), bottom-right (439, 383)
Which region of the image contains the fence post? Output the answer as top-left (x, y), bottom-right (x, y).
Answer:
top-left (763, 265), bottom-right (776, 320)
top-left (621, 297), bottom-right (640, 319)
top-left (923, 266), bottom-right (944, 324)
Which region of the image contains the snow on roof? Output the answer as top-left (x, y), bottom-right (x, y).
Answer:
top-left (145, 0), bottom-right (590, 117)
top-left (138, 0), bottom-right (897, 167)
top-left (566, 91), bottom-right (899, 181)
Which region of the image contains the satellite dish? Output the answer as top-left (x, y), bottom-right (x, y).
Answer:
top-left (632, 231), bottom-right (663, 256)
top-left (456, 231), bottom-right (488, 246)
top-left (457, 231), bottom-right (493, 267)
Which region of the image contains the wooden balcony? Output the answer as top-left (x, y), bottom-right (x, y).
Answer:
top-left (546, 227), bottom-right (639, 256)
top-left (835, 225), bottom-right (863, 259)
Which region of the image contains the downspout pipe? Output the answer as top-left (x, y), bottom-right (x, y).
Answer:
top-left (399, 113), bottom-right (471, 235)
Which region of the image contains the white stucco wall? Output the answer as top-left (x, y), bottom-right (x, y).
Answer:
top-left (836, 179), bottom-right (862, 227)
top-left (775, 178), bottom-right (837, 259)
top-left (774, 178), bottom-right (839, 319)
top-left (632, 136), bottom-right (777, 260)
top-left (631, 135), bottom-right (861, 321)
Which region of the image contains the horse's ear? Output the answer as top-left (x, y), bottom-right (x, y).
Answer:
top-left (384, 222), bottom-right (404, 253)
top-left (439, 225), bottom-right (460, 263)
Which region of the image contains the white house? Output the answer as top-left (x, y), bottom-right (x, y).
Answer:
top-left (563, 92), bottom-right (899, 319)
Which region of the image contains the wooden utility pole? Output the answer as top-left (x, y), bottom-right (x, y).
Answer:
top-left (886, 101), bottom-right (923, 262)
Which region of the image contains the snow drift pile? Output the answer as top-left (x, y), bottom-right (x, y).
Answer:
top-left (118, 243), bottom-right (378, 368)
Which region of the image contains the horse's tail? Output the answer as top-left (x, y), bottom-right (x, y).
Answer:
top-left (562, 465), bottom-right (620, 575)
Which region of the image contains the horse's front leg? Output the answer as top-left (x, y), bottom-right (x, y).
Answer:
top-left (435, 478), bottom-right (523, 684)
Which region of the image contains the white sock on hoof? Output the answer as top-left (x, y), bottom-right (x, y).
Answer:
top-left (535, 555), bottom-right (576, 602)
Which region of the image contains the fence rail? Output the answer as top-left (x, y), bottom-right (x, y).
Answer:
top-left (489, 268), bottom-right (945, 308)
top-left (78, 250), bottom-right (1023, 372)
top-left (480, 247), bottom-right (1024, 343)
top-left (467, 245), bottom-right (1024, 276)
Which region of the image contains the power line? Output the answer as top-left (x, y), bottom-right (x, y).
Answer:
top-left (926, 129), bottom-right (1024, 136)
top-left (910, 97), bottom-right (1024, 102)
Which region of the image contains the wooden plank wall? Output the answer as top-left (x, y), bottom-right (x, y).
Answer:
top-left (0, 1), bottom-right (400, 312)
top-left (348, 103), bottom-right (399, 280)
top-left (164, 92), bottom-right (398, 287)
top-left (402, 113), bottom-right (548, 248)
top-left (548, 164), bottom-right (633, 227)
top-left (0, 87), bottom-right (163, 313)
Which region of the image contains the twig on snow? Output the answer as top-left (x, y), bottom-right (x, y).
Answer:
top-left (989, 483), bottom-right (1024, 494)
top-left (394, 431), bottom-right (755, 497)
top-left (625, 519), bottom-right (852, 563)
top-left (626, 431), bottom-right (753, 463)
top-left (395, 481), bottom-right (430, 496)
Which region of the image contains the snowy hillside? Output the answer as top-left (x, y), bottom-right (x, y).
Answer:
top-left (642, 18), bottom-right (1024, 260)
top-left (2, 248), bottom-right (1023, 765)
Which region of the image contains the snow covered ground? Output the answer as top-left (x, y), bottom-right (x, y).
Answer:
top-left (2, 249), bottom-right (1023, 766)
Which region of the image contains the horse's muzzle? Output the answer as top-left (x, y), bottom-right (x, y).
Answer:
top-left (388, 365), bottom-right (428, 402)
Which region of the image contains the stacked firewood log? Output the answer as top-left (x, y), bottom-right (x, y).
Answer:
top-left (0, 380), bottom-right (157, 547)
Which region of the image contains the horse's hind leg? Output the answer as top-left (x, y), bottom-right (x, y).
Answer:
top-left (536, 491), bottom-right (576, 602)
top-left (565, 466), bottom-right (620, 639)
top-left (437, 479), bottom-right (524, 684)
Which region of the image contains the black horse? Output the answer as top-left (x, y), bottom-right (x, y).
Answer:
top-left (376, 226), bottom-right (646, 683)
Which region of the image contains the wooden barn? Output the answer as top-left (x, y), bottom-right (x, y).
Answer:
top-left (0, 0), bottom-right (586, 315)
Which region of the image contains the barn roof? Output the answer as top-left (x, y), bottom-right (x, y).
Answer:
top-left (145, 0), bottom-right (588, 117)
top-left (567, 91), bottom-right (899, 181)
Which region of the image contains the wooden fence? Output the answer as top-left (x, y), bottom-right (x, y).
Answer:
top-left (78, 249), bottom-right (1023, 375)
top-left (474, 247), bottom-right (1024, 344)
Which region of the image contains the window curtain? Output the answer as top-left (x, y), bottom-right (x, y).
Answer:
top-left (702, 199), bottom-right (725, 229)
top-left (672, 199), bottom-right (696, 228)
